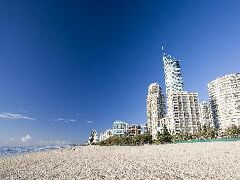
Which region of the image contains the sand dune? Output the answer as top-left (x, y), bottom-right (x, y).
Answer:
top-left (0, 141), bottom-right (240, 179)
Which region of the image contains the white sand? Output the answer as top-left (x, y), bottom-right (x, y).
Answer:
top-left (0, 141), bottom-right (240, 180)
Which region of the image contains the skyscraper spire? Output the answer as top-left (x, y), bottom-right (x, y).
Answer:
top-left (161, 45), bottom-right (165, 56)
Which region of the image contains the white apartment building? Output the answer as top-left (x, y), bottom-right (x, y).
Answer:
top-left (199, 101), bottom-right (213, 127)
top-left (147, 83), bottom-right (165, 139)
top-left (157, 116), bottom-right (171, 134)
top-left (88, 130), bottom-right (98, 144)
top-left (112, 121), bottom-right (128, 136)
top-left (99, 129), bottom-right (113, 141)
top-left (162, 52), bottom-right (200, 134)
top-left (208, 73), bottom-right (240, 130)
top-left (163, 53), bottom-right (184, 113)
top-left (167, 92), bottom-right (200, 134)
top-left (140, 124), bottom-right (148, 134)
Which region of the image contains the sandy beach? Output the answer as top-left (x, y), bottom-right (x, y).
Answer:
top-left (0, 141), bottom-right (240, 180)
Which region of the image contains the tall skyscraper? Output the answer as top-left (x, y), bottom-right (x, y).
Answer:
top-left (162, 51), bottom-right (200, 134)
top-left (147, 83), bottom-right (165, 139)
top-left (163, 53), bottom-right (184, 112)
top-left (208, 73), bottom-right (240, 130)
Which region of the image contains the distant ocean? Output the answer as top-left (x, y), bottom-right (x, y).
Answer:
top-left (0, 145), bottom-right (70, 157)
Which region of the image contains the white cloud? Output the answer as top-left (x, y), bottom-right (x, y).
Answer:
top-left (54, 118), bottom-right (77, 123)
top-left (86, 120), bottom-right (93, 124)
top-left (21, 135), bottom-right (32, 142)
top-left (0, 113), bottom-right (35, 120)
top-left (69, 119), bottom-right (76, 122)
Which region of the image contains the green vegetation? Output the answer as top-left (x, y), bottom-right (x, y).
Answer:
top-left (171, 125), bottom-right (218, 142)
top-left (97, 132), bottom-right (152, 146)
top-left (96, 125), bottom-right (240, 146)
top-left (173, 125), bottom-right (240, 142)
top-left (156, 125), bottom-right (173, 144)
top-left (224, 125), bottom-right (240, 138)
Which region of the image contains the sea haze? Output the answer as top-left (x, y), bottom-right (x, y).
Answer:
top-left (0, 145), bottom-right (70, 157)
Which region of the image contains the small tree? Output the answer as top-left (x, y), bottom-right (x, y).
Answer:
top-left (142, 132), bottom-right (152, 144)
top-left (225, 125), bottom-right (239, 138)
top-left (157, 125), bottom-right (172, 144)
top-left (133, 134), bottom-right (143, 145)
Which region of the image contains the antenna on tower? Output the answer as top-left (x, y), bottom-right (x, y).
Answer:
top-left (161, 45), bottom-right (165, 57)
top-left (161, 45), bottom-right (164, 51)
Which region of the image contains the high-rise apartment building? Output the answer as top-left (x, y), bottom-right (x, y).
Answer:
top-left (147, 83), bottom-right (165, 139)
top-left (163, 53), bottom-right (184, 112)
top-left (208, 73), bottom-right (240, 130)
top-left (162, 52), bottom-right (200, 134)
top-left (199, 101), bottom-right (213, 127)
top-left (167, 92), bottom-right (200, 134)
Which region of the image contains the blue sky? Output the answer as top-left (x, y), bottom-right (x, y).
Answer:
top-left (0, 0), bottom-right (240, 146)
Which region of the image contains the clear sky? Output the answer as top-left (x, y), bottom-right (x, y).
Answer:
top-left (0, 0), bottom-right (240, 146)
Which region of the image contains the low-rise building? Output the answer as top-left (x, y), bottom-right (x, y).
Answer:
top-left (112, 121), bottom-right (128, 136)
top-left (99, 129), bottom-right (113, 141)
top-left (140, 124), bottom-right (148, 134)
top-left (127, 124), bottom-right (141, 137)
top-left (88, 130), bottom-right (98, 144)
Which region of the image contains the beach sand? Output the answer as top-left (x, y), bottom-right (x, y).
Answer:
top-left (0, 141), bottom-right (240, 180)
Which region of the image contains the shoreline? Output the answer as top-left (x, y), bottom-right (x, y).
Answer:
top-left (1, 141), bottom-right (240, 179)
top-left (1, 138), bottom-right (240, 158)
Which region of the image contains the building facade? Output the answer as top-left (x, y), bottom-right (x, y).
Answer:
top-left (208, 73), bottom-right (240, 130)
top-left (166, 92), bottom-right (200, 134)
top-left (140, 124), bottom-right (147, 134)
top-left (199, 101), bottom-right (213, 127)
top-left (147, 83), bottom-right (165, 139)
top-left (112, 121), bottom-right (128, 136)
top-left (157, 116), bottom-right (171, 134)
top-left (127, 124), bottom-right (141, 137)
top-left (88, 130), bottom-right (98, 144)
top-left (99, 129), bottom-right (113, 141)
top-left (163, 53), bottom-right (184, 113)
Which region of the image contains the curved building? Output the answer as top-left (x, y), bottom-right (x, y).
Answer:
top-left (208, 73), bottom-right (240, 129)
top-left (163, 53), bottom-right (184, 112)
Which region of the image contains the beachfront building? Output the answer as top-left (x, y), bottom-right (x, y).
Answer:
top-left (167, 92), bottom-right (200, 134)
top-left (157, 116), bottom-right (171, 134)
top-left (99, 129), bottom-right (113, 141)
top-left (88, 130), bottom-right (98, 144)
top-left (112, 121), bottom-right (128, 136)
top-left (208, 73), bottom-right (240, 130)
top-left (199, 101), bottom-right (213, 127)
top-left (162, 52), bottom-right (200, 134)
top-left (147, 83), bottom-right (165, 139)
top-left (163, 53), bottom-right (184, 113)
top-left (140, 124), bottom-right (147, 134)
top-left (127, 124), bottom-right (141, 137)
